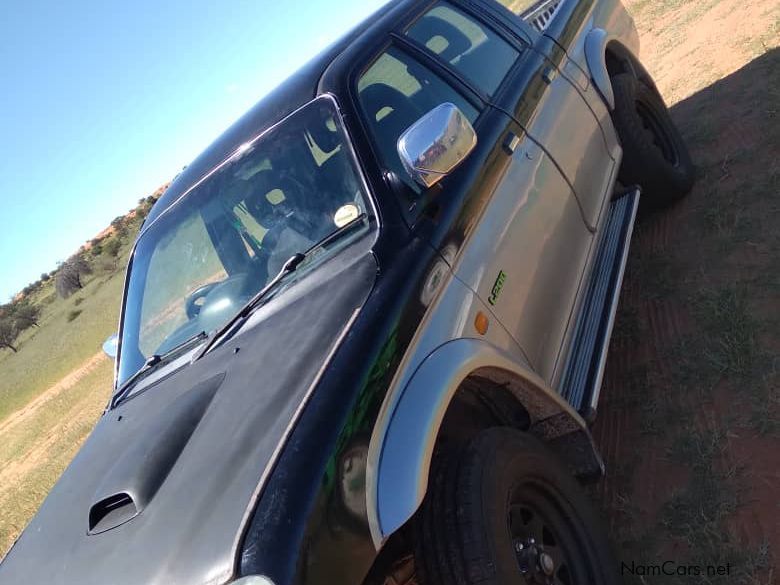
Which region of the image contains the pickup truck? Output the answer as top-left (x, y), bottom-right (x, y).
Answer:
top-left (0, 1), bottom-right (694, 584)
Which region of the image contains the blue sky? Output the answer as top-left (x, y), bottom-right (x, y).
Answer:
top-left (0, 0), bottom-right (388, 302)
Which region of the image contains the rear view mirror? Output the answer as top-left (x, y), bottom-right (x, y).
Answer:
top-left (397, 102), bottom-right (477, 189)
top-left (102, 333), bottom-right (118, 359)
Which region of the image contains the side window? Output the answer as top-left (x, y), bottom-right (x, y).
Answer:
top-left (357, 46), bottom-right (478, 193)
top-left (495, 0), bottom-right (539, 15)
top-left (405, 2), bottom-right (519, 97)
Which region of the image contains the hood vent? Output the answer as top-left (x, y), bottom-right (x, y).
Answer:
top-left (87, 373), bottom-right (224, 535)
top-left (88, 492), bottom-right (137, 534)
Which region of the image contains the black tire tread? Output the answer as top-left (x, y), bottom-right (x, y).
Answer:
top-left (611, 72), bottom-right (694, 208)
top-left (416, 428), bottom-right (620, 585)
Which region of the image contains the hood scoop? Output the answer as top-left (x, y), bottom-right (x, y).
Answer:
top-left (87, 373), bottom-right (224, 535)
top-left (88, 492), bottom-right (137, 534)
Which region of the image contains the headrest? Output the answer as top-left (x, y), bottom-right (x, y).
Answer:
top-left (409, 15), bottom-right (472, 62)
top-left (308, 118), bottom-right (341, 153)
top-left (359, 83), bottom-right (417, 122)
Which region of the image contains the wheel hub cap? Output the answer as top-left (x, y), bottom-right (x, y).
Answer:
top-left (539, 552), bottom-right (555, 576)
top-left (514, 538), bottom-right (556, 583)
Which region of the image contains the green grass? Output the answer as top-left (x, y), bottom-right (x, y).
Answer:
top-left (0, 250), bottom-right (129, 423)
top-left (597, 28), bottom-right (778, 583)
top-left (0, 207), bottom-right (155, 557)
top-left (695, 287), bottom-right (757, 379)
top-left (0, 359), bottom-right (113, 556)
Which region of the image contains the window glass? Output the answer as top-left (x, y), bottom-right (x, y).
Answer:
top-left (357, 46), bottom-right (478, 193)
top-left (496, 0), bottom-right (539, 16)
top-left (118, 98), bottom-right (371, 384)
top-left (138, 214), bottom-right (228, 356)
top-left (405, 3), bottom-right (519, 96)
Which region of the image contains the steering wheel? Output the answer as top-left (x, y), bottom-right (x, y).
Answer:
top-left (185, 282), bottom-right (221, 319)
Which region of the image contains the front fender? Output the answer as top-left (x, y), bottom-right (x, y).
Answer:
top-left (367, 337), bottom-right (601, 547)
top-left (585, 28), bottom-right (616, 109)
top-left (584, 0), bottom-right (642, 110)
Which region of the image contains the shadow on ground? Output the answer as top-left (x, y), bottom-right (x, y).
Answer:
top-left (592, 48), bottom-right (779, 584)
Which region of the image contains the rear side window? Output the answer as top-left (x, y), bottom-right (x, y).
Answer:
top-left (405, 2), bottom-right (519, 96)
top-left (495, 0), bottom-right (539, 15)
top-left (357, 46), bottom-right (478, 193)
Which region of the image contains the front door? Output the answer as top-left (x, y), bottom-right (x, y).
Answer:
top-left (352, 1), bottom-right (595, 379)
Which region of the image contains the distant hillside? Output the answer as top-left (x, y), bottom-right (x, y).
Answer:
top-left (9, 181), bottom-right (171, 304)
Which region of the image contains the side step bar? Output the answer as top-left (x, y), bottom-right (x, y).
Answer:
top-left (560, 187), bottom-right (640, 419)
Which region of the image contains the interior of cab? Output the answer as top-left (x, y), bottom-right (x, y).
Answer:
top-left (117, 100), bottom-right (369, 382)
top-left (356, 2), bottom-right (517, 192)
top-left (358, 46), bottom-right (478, 193)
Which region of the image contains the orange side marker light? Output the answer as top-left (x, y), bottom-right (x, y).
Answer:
top-left (474, 311), bottom-right (489, 335)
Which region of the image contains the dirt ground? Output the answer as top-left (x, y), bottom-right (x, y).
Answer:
top-left (592, 0), bottom-right (779, 583)
top-left (0, 352), bottom-right (105, 439)
top-left (0, 355), bottom-right (111, 556)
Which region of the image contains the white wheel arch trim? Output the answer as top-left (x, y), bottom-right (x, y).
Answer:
top-left (366, 337), bottom-right (594, 548)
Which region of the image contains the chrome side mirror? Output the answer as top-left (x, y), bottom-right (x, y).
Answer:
top-left (397, 102), bottom-right (477, 189)
top-left (102, 333), bottom-right (118, 359)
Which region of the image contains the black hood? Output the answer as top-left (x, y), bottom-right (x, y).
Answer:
top-left (0, 244), bottom-right (377, 585)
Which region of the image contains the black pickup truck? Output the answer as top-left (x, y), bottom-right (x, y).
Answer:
top-left (0, 1), bottom-right (693, 584)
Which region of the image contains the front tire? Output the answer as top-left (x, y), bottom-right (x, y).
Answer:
top-left (610, 73), bottom-right (695, 209)
top-left (416, 428), bottom-right (619, 585)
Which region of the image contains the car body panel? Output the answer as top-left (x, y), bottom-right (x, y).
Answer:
top-left (447, 136), bottom-right (593, 381)
top-left (0, 240), bottom-right (377, 585)
top-left (497, 32), bottom-right (616, 229)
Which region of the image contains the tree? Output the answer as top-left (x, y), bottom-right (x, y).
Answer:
top-left (111, 216), bottom-right (128, 239)
top-left (104, 238), bottom-right (122, 259)
top-left (11, 302), bottom-right (41, 330)
top-left (40, 272), bottom-right (50, 282)
top-left (55, 256), bottom-right (92, 298)
top-left (0, 317), bottom-right (19, 353)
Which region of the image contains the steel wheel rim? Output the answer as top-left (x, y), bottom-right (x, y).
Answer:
top-left (508, 484), bottom-right (592, 585)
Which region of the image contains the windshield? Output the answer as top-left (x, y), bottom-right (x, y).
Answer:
top-left (117, 97), bottom-right (371, 385)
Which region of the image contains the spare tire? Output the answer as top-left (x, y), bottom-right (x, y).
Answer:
top-left (610, 73), bottom-right (694, 209)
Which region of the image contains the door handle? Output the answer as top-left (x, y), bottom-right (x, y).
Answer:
top-left (502, 132), bottom-right (522, 154)
top-left (541, 65), bottom-right (557, 85)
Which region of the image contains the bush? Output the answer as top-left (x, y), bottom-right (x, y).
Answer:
top-left (103, 238), bottom-right (122, 259)
top-left (0, 316), bottom-right (20, 353)
top-left (55, 255), bottom-right (92, 298)
top-left (73, 297), bottom-right (84, 306)
top-left (97, 258), bottom-right (118, 275)
top-left (10, 303), bottom-right (40, 330)
top-left (111, 216), bottom-right (128, 239)
top-left (66, 310), bottom-right (82, 322)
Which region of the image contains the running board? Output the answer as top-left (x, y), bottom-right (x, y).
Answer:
top-left (560, 187), bottom-right (640, 419)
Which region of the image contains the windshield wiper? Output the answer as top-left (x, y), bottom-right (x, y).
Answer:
top-left (112, 331), bottom-right (208, 407)
top-left (194, 212), bottom-right (367, 360)
top-left (192, 253), bottom-right (306, 361)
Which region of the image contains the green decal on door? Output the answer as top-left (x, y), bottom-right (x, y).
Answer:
top-left (488, 271), bottom-right (507, 306)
